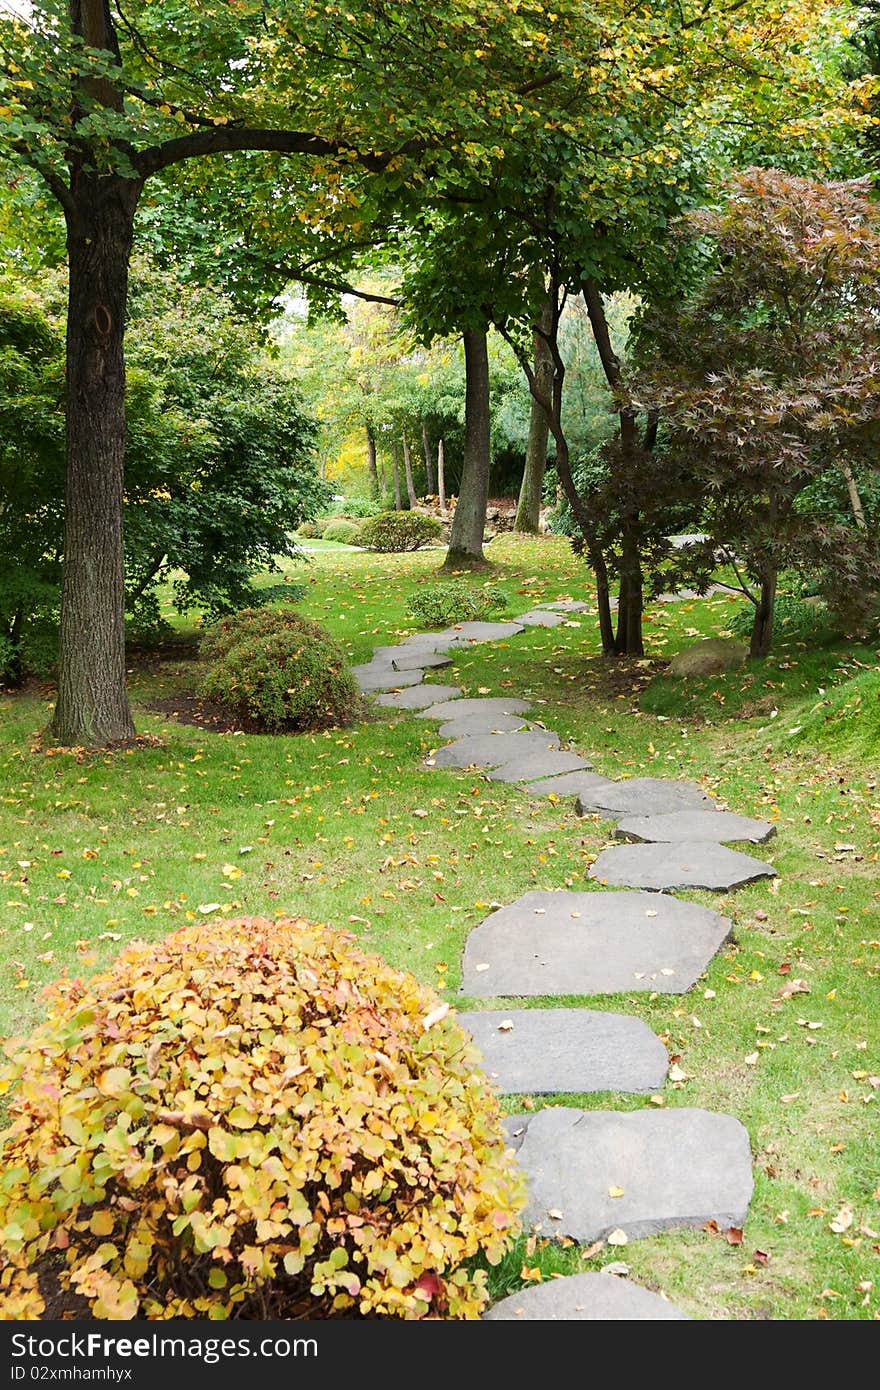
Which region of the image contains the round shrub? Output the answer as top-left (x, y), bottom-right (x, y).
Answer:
top-left (0, 918), bottom-right (523, 1320)
top-left (727, 592), bottom-right (829, 643)
top-left (200, 605), bottom-right (307, 665)
top-left (296, 520), bottom-right (320, 539)
top-left (200, 615), bottom-right (361, 732)
top-left (321, 520), bottom-right (362, 545)
top-left (359, 511), bottom-right (443, 553)
top-left (407, 582), bottom-right (508, 629)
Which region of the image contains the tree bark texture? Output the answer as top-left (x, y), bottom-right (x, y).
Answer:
top-left (514, 298), bottom-right (553, 533)
top-left (365, 424), bottom-right (379, 497)
top-left (421, 421), bottom-right (436, 495)
top-left (391, 441), bottom-right (402, 511)
top-left (446, 327), bottom-right (491, 567)
top-left (402, 430), bottom-right (417, 508)
top-left (750, 569), bottom-right (777, 658)
top-left (437, 438), bottom-right (447, 514)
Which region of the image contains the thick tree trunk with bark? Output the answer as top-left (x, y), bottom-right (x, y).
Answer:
top-left (391, 441), bottom-right (402, 510)
top-left (421, 421), bottom-right (436, 495)
top-left (614, 523), bottom-right (645, 656)
top-left (514, 298), bottom-right (553, 533)
top-left (51, 178), bottom-right (139, 745)
top-left (365, 424), bottom-right (379, 497)
top-left (402, 430), bottom-right (417, 508)
top-left (445, 327), bottom-right (491, 568)
top-left (437, 438), bottom-right (447, 514)
top-left (750, 570), bottom-right (777, 658)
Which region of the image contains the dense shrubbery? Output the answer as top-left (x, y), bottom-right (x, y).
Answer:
top-left (359, 511), bottom-right (443, 552)
top-left (200, 609), bottom-right (361, 731)
top-left (321, 520), bottom-right (362, 545)
top-left (406, 582), bottom-right (508, 628)
top-left (327, 494), bottom-right (384, 519)
top-left (0, 918), bottom-right (523, 1320)
top-left (727, 593), bottom-right (831, 644)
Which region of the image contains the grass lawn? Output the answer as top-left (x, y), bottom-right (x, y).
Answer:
top-left (1, 533), bottom-right (878, 1321)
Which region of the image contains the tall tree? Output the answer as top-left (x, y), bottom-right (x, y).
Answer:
top-left (445, 328), bottom-right (492, 567)
top-left (514, 295), bottom-right (553, 533)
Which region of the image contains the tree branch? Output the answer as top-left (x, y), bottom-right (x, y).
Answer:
top-left (134, 127), bottom-right (392, 179)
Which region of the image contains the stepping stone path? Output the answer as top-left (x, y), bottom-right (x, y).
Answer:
top-left (590, 841), bottom-right (777, 892)
top-left (484, 1272), bottom-right (689, 1321)
top-left (504, 1107), bottom-right (753, 1243)
top-left (615, 809), bottom-right (776, 845)
top-left (355, 595), bottom-right (779, 1319)
top-left (458, 1008), bottom-right (669, 1094)
top-left (462, 890), bottom-right (731, 996)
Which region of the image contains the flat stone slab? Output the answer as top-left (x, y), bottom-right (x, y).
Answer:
top-left (488, 751), bottom-right (593, 783)
top-left (616, 809), bottom-right (776, 846)
top-left (526, 770), bottom-right (612, 797)
top-left (505, 1106), bottom-right (753, 1243)
top-left (353, 663), bottom-right (423, 692)
top-left (577, 778), bottom-right (715, 819)
top-left (516, 610), bottom-right (567, 627)
top-left (536, 600), bottom-right (591, 612)
top-left (458, 1008), bottom-right (668, 1094)
top-left (462, 889), bottom-right (731, 996)
top-left (417, 696), bottom-right (532, 721)
top-left (484, 1273), bottom-right (689, 1321)
top-left (444, 621), bottom-right (525, 644)
top-left (438, 713), bottom-right (538, 739)
top-left (428, 730), bottom-right (561, 769)
top-left (590, 841), bottom-right (777, 892)
top-left (394, 632), bottom-right (460, 653)
top-left (391, 650), bottom-right (453, 671)
top-left (375, 683), bottom-right (462, 710)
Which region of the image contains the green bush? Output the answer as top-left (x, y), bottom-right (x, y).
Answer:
top-left (322, 520), bottom-right (362, 545)
top-left (296, 520), bottom-right (320, 539)
top-left (407, 582), bottom-right (508, 628)
top-left (360, 511), bottom-right (443, 553)
top-left (200, 611), bottom-right (362, 731)
top-left (727, 593), bottom-right (831, 644)
top-left (0, 917), bottom-right (523, 1320)
top-left (328, 494), bottom-right (384, 519)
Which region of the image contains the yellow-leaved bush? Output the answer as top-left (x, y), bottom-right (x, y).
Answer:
top-left (0, 918), bottom-right (523, 1321)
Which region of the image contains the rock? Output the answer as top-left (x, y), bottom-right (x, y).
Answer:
top-left (589, 841), bottom-right (777, 892)
top-left (461, 889), bottom-right (731, 996)
top-left (374, 683), bottom-right (462, 710)
top-left (438, 714), bottom-right (538, 739)
top-left (391, 650), bottom-right (453, 671)
top-left (506, 1106), bottom-right (753, 1243)
top-left (483, 1273), bottom-right (689, 1321)
top-left (535, 600), bottom-right (591, 612)
top-left (668, 638), bottom-right (748, 678)
top-left (577, 778), bottom-right (715, 818)
top-left (615, 810), bottom-right (776, 846)
top-left (458, 1008), bottom-right (668, 1094)
top-left (428, 730), bottom-right (561, 769)
top-left (444, 620), bottom-right (525, 645)
top-left (416, 696), bottom-right (532, 721)
top-left (525, 771), bottom-right (612, 797)
top-left (516, 610), bottom-right (567, 627)
top-left (352, 663), bottom-right (423, 692)
top-left (488, 751), bottom-right (593, 783)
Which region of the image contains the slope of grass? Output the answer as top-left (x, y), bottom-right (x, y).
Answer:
top-left (1, 534), bottom-right (877, 1321)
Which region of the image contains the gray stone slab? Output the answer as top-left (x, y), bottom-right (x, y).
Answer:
top-left (577, 778), bottom-right (715, 818)
top-left (484, 1273), bottom-right (689, 1321)
top-left (374, 683), bottom-right (462, 710)
top-left (394, 632), bottom-right (459, 653)
top-left (590, 841), bottom-right (777, 892)
top-left (536, 600), bottom-right (591, 612)
top-left (438, 713), bottom-right (538, 739)
top-left (458, 1008), bottom-right (668, 1094)
top-left (516, 610), bottom-right (567, 627)
top-left (353, 663), bottom-right (423, 692)
top-left (488, 751), bottom-right (593, 783)
top-left (428, 730), bottom-right (561, 769)
top-left (525, 771), bottom-right (612, 797)
top-left (505, 1107), bottom-right (753, 1243)
top-left (462, 889), bottom-right (731, 996)
top-left (445, 620), bottom-right (525, 644)
top-left (616, 809), bottom-right (776, 846)
top-left (392, 650), bottom-right (452, 671)
top-left (416, 696), bottom-right (532, 721)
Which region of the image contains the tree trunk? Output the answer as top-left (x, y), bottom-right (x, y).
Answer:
top-left (391, 441), bottom-right (402, 511)
top-left (422, 421), bottom-right (436, 495)
top-left (750, 570), bottom-right (777, 658)
top-left (514, 298), bottom-right (553, 532)
top-left (553, 431), bottom-right (615, 654)
top-left (51, 178), bottom-right (139, 746)
top-left (614, 523), bottom-right (645, 656)
top-left (402, 430), bottom-right (417, 508)
top-left (445, 327), bottom-right (491, 567)
top-left (437, 438), bottom-right (447, 515)
top-left (365, 424), bottom-right (379, 497)
top-left (378, 452), bottom-right (387, 497)
top-left (839, 457), bottom-right (867, 530)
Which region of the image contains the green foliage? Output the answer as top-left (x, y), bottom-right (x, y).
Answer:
top-left (200, 611), bottom-right (362, 732)
top-left (321, 520), bottom-right (362, 545)
top-left (359, 511), bottom-right (443, 553)
top-left (296, 520), bottom-right (321, 539)
top-left (727, 593), bottom-right (832, 643)
top-left (326, 494), bottom-right (383, 519)
top-left (0, 917), bottom-right (523, 1320)
top-left (406, 582), bottom-right (507, 628)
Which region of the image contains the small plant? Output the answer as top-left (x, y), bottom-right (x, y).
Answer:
top-left (727, 593), bottom-right (829, 643)
top-left (359, 511), bottom-right (443, 553)
top-left (321, 520), bottom-right (362, 545)
top-left (200, 610), bottom-right (362, 731)
top-left (0, 918), bottom-right (523, 1320)
top-left (406, 582), bottom-right (508, 628)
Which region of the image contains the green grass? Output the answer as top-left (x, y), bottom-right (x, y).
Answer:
top-left (1, 534), bottom-right (878, 1321)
